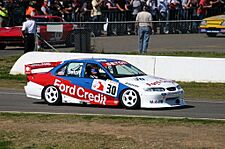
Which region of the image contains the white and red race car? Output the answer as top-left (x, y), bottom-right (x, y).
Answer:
top-left (24, 58), bottom-right (186, 109)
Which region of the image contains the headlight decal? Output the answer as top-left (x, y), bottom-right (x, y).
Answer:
top-left (221, 21), bottom-right (225, 26)
top-left (144, 87), bottom-right (165, 92)
top-left (200, 20), bottom-right (207, 26)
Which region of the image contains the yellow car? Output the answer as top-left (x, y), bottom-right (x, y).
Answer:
top-left (199, 15), bottom-right (225, 37)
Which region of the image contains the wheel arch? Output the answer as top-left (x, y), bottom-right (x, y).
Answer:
top-left (41, 85), bottom-right (62, 105)
top-left (119, 87), bottom-right (141, 109)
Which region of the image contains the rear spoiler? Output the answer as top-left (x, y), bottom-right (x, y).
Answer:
top-left (25, 61), bottom-right (62, 75)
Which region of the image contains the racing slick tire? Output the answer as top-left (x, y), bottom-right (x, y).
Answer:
top-left (42, 86), bottom-right (62, 105)
top-left (207, 33), bottom-right (217, 37)
top-left (120, 89), bottom-right (140, 109)
top-left (0, 44), bottom-right (6, 50)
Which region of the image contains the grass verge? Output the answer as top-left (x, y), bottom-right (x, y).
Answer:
top-left (0, 113), bottom-right (225, 149)
top-left (1, 54), bottom-right (225, 149)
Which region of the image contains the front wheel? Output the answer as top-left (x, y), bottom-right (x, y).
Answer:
top-left (120, 89), bottom-right (140, 109)
top-left (43, 86), bottom-right (62, 105)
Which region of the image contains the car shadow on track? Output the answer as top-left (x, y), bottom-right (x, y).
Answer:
top-left (33, 101), bottom-right (194, 111)
top-left (143, 105), bottom-right (195, 111)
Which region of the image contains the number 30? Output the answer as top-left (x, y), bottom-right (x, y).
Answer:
top-left (106, 84), bottom-right (116, 95)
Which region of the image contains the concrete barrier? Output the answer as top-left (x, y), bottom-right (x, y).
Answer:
top-left (155, 56), bottom-right (225, 82)
top-left (10, 51), bottom-right (225, 83)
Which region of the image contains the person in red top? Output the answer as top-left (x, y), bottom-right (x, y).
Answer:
top-left (197, 0), bottom-right (212, 20)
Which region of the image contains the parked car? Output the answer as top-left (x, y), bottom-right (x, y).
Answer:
top-left (199, 15), bottom-right (225, 37)
top-left (0, 15), bottom-right (77, 50)
top-left (24, 58), bottom-right (186, 109)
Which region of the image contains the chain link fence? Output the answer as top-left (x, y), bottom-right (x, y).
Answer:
top-left (36, 20), bottom-right (202, 52)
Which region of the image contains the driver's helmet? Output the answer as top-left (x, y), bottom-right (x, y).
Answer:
top-left (91, 68), bottom-right (98, 75)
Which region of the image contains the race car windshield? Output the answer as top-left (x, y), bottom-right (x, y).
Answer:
top-left (104, 63), bottom-right (146, 78)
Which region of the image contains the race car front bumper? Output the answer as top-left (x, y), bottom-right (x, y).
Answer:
top-left (140, 90), bottom-right (186, 108)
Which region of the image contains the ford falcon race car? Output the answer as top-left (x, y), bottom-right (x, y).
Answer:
top-left (0, 15), bottom-right (77, 50)
top-left (199, 15), bottom-right (225, 37)
top-left (24, 58), bottom-right (186, 109)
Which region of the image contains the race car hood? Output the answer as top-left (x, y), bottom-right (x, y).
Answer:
top-left (200, 15), bottom-right (225, 27)
top-left (116, 75), bottom-right (178, 90)
top-left (203, 15), bottom-right (225, 21)
top-left (0, 26), bottom-right (23, 37)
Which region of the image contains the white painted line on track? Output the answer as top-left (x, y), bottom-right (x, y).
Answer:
top-left (0, 111), bottom-right (225, 121)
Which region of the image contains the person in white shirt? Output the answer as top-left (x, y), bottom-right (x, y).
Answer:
top-left (22, 15), bottom-right (37, 53)
top-left (135, 5), bottom-right (153, 54)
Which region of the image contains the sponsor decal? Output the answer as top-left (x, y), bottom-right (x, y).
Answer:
top-left (135, 77), bottom-right (145, 81)
top-left (91, 79), bottom-right (119, 97)
top-left (25, 62), bottom-right (61, 74)
top-left (54, 79), bottom-right (106, 105)
top-left (125, 82), bottom-right (139, 88)
top-left (221, 29), bottom-right (225, 33)
top-left (146, 79), bottom-right (173, 87)
top-left (206, 30), bottom-right (219, 33)
top-left (55, 32), bottom-right (63, 40)
top-left (200, 29), bottom-right (206, 32)
top-left (92, 80), bottom-right (105, 92)
top-left (150, 100), bottom-right (164, 104)
top-left (101, 61), bottom-right (128, 67)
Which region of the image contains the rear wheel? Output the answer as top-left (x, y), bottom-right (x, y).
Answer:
top-left (43, 86), bottom-right (62, 105)
top-left (0, 44), bottom-right (6, 50)
top-left (120, 89), bottom-right (140, 109)
top-left (207, 33), bottom-right (217, 37)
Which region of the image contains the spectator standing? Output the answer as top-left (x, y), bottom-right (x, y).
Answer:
top-left (22, 14), bottom-right (37, 53)
top-left (135, 5), bottom-right (153, 54)
top-left (197, 0), bottom-right (212, 20)
top-left (14, 0), bottom-right (27, 26)
top-left (40, 0), bottom-right (50, 15)
top-left (208, 0), bottom-right (222, 16)
top-left (115, 0), bottom-right (129, 34)
top-left (146, 0), bottom-right (159, 34)
top-left (71, 0), bottom-right (81, 21)
top-left (62, 0), bottom-right (74, 21)
top-left (50, 0), bottom-right (64, 19)
top-left (130, 0), bottom-right (142, 34)
top-left (130, 0), bottom-right (142, 17)
top-left (104, 0), bottom-right (118, 35)
top-left (5, 0), bottom-right (16, 26)
top-left (0, 1), bottom-right (8, 27)
top-left (115, 0), bottom-right (129, 11)
top-left (168, 0), bottom-right (182, 33)
top-left (26, 1), bottom-right (38, 16)
top-left (79, 0), bottom-right (92, 21)
top-left (158, 0), bottom-right (169, 33)
top-left (91, 0), bottom-right (103, 36)
top-left (185, 0), bottom-right (199, 32)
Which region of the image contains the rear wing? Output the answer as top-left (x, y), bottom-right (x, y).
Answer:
top-left (25, 61), bottom-right (62, 75)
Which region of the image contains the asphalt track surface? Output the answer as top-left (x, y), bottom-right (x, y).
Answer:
top-left (0, 88), bottom-right (225, 120)
top-left (1, 34), bottom-right (225, 120)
